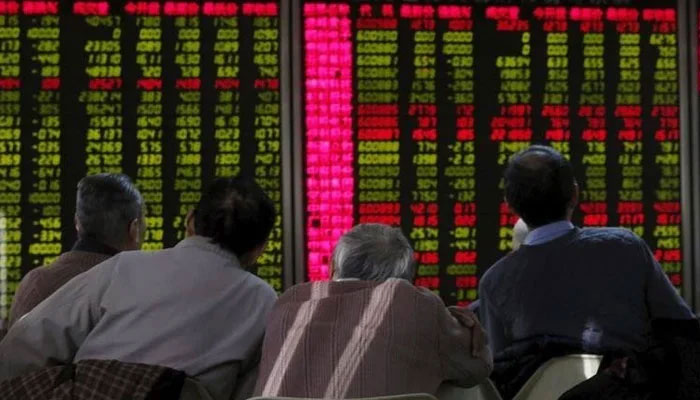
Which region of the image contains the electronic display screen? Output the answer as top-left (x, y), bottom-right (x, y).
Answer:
top-left (0, 0), bottom-right (286, 320)
top-left (302, 0), bottom-right (684, 306)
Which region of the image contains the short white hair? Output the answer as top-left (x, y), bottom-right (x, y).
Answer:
top-left (332, 224), bottom-right (415, 282)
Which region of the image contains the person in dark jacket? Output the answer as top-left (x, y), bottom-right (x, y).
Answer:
top-left (8, 173), bottom-right (145, 327)
top-left (479, 145), bottom-right (694, 398)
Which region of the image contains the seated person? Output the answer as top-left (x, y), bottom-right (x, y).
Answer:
top-left (479, 145), bottom-right (694, 397)
top-left (9, 173), bottom-right (145, 327)
top-left (0, 177), bottom-right (279, 400)
top-left (469, 218), bottom-right (528, 314)
top-left (254, 223), bottom-right (493, 398)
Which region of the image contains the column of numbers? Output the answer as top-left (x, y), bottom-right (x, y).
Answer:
top-left (250, 3), bottom-right (283, 290)
top-left (612, 9), bottom-right (644, 238)
top-left (403, 5), bottom-right (439, 293)
top-left (486, 6), bottom-right (531, 252)
top-left (646, 9), bottom-right (682, 289)
top-left (536, 7), bottom-right (570, 158)
top-left (80, 13), bottom-right (122, 176)
top-left (441, 5), bottom-right (477, 306)
top-left (573, 8), bottom-right (608, 227)
top-left (172, 14), bottom-right (202, 240)
top-left (0, 11), bottom-right (20, 319)
top-left (26, 9), bottom-right (61, 270)
top-left (133, 10), bottom-right (164, 250)
top-left (355, 4), bottom-right (401, 229)
top-left (212, 9), bottom-right (240, 178)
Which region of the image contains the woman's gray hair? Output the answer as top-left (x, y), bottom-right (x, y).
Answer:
top-left (331, 223), bottom-right (415, 282)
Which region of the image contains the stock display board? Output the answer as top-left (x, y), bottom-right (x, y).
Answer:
top-left (302, 0), bottom-right (685, 305)
top-left (0, 0), bottom-right (286, 320)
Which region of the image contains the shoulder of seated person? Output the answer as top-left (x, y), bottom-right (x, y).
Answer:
top-left (577, 226), bottom-right (643, 246)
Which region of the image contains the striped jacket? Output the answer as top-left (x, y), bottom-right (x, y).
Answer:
top-left (255, 279), bottom-right (492, 398)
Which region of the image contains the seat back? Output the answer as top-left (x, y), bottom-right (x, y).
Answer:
top-left (248, 393), bottom-right (437, 400)
top-left (436, 381), bottom-right (503, 400)
top-left (511, 354), bottom-right (602, 400)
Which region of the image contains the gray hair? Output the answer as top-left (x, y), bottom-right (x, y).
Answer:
top-left (76, 173), bottom-right (144, 248)
top-left (332, 223), bottom-right (415, 282)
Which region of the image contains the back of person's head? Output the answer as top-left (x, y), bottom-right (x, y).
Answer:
top-left (331, 223), bottom-right (415, 282)
top-left (76, 173), bottom-right (145, 251)
top-left (504, 145), bottom-right (577, 228)
top-left (193, 176), bottom-right (275, 266)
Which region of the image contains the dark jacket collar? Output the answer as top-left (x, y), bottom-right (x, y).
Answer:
top-left (71, 237), bottom-right (120, 256)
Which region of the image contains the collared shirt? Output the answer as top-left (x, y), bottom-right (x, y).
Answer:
top-left (522, 220), bottom-right (575, 246)
top-left (0, 235), bottom-right (278, 400)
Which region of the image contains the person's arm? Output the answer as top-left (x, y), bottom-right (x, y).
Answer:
top-left (438, 304), bottom-right (493, 387)
top-left (0, 256), bottom-right (116, 380)
top-left (639, 240), bottom-right (694, 320)
top-left (8, 269), bottom-right (45, 328)
top-left (478, 287), bottom-right (508, 356)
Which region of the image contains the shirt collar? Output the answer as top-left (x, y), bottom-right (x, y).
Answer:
top-left (72, 237), bottom-right (120, 256)
top-left (175, 235), bottom-right (241, 265)
top-left (523, 220), bottom-right (575, 246)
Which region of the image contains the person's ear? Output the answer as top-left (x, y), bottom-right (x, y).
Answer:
top-left (569, 182), bottom-right (580, 210)
top-left (185, 209), bottom-right (196, 237)
top-left (240, 242), bottom-right (267, 268)
top-left (127, 218), bottom-right (142, 250)
top-left (74, 214), bottom-right (81, 234)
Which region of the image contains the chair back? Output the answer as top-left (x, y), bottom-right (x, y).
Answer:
top-left (436, 381), bottom-right (503, 400)
top-left (511, 354), bottom-right (602, 400)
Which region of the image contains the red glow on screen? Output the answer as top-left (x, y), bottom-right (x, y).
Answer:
top-left (41, 78), bottom-right (60, 90)
top-left (89, 78), bottom-right (122, 91)
top-left (456, 276), bottom-right (478, 289)
top-left (242, 2), bottom-right (278, 17)
top-left (202, 2), bottom-right (237, 16)
top-left (437, 5), bottom-right (470, 20)
top-left (22, 1), bottom-right (58, 15)
top-left (400, 4), bottom-right (434, 19)
top-left (254, 78), bottom-right (279, 90)
top-left (163, 1), bottom-right (198, 16)
top-left (570, 7), bottom-right (603, 21)
top-left (0, 1), bottom-right (19, 14)
top-left (606, 8), bottom-right (639, 21)
top-left (124, 1), bottom-right (160, 15)
top-left (305, 3), bottom-right (353, 281)
top-left (137, 78), bottom-right (163, 91)
top-left (73, 1), bottom-right (109, 15)
top-left (214, 79), bottom-right (240, 90)
top-left (175, 78), bottom-right (201, 90)
top-left (0, 78), bottom-right (19, 90)
top-left (642, 9), bottom-right (675, 22)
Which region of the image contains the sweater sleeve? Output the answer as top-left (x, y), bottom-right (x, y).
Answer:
top-left (8, 269), bottom-right (45, 328)
top-left (437, 300), bottom-right (493, 387)
top-left (0, 256), bottom-right (116, 380)
top-left (639, 239), bottom-right (694, 320)
top-left (478, 281), bottom-right (508, 356)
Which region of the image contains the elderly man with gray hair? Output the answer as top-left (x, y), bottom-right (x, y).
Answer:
top-left (8, 173), bottom-right (145, 328)
top-left (254, 223), bottom-right (493, 398)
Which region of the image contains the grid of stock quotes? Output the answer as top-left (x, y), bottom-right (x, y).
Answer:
top-left (0, 0), bottom-right (285, 320)
top-left (302, 0), bottom-right (685, 305)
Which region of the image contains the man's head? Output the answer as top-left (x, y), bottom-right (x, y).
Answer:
top-left (75, 173), bottom-right (145, 251)
top-left (186, 176), bottom-right (275, 267)
top-left (331, 223), bottom-right (415, 282)
top-left (504, 145), bottom-right (578, 228)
